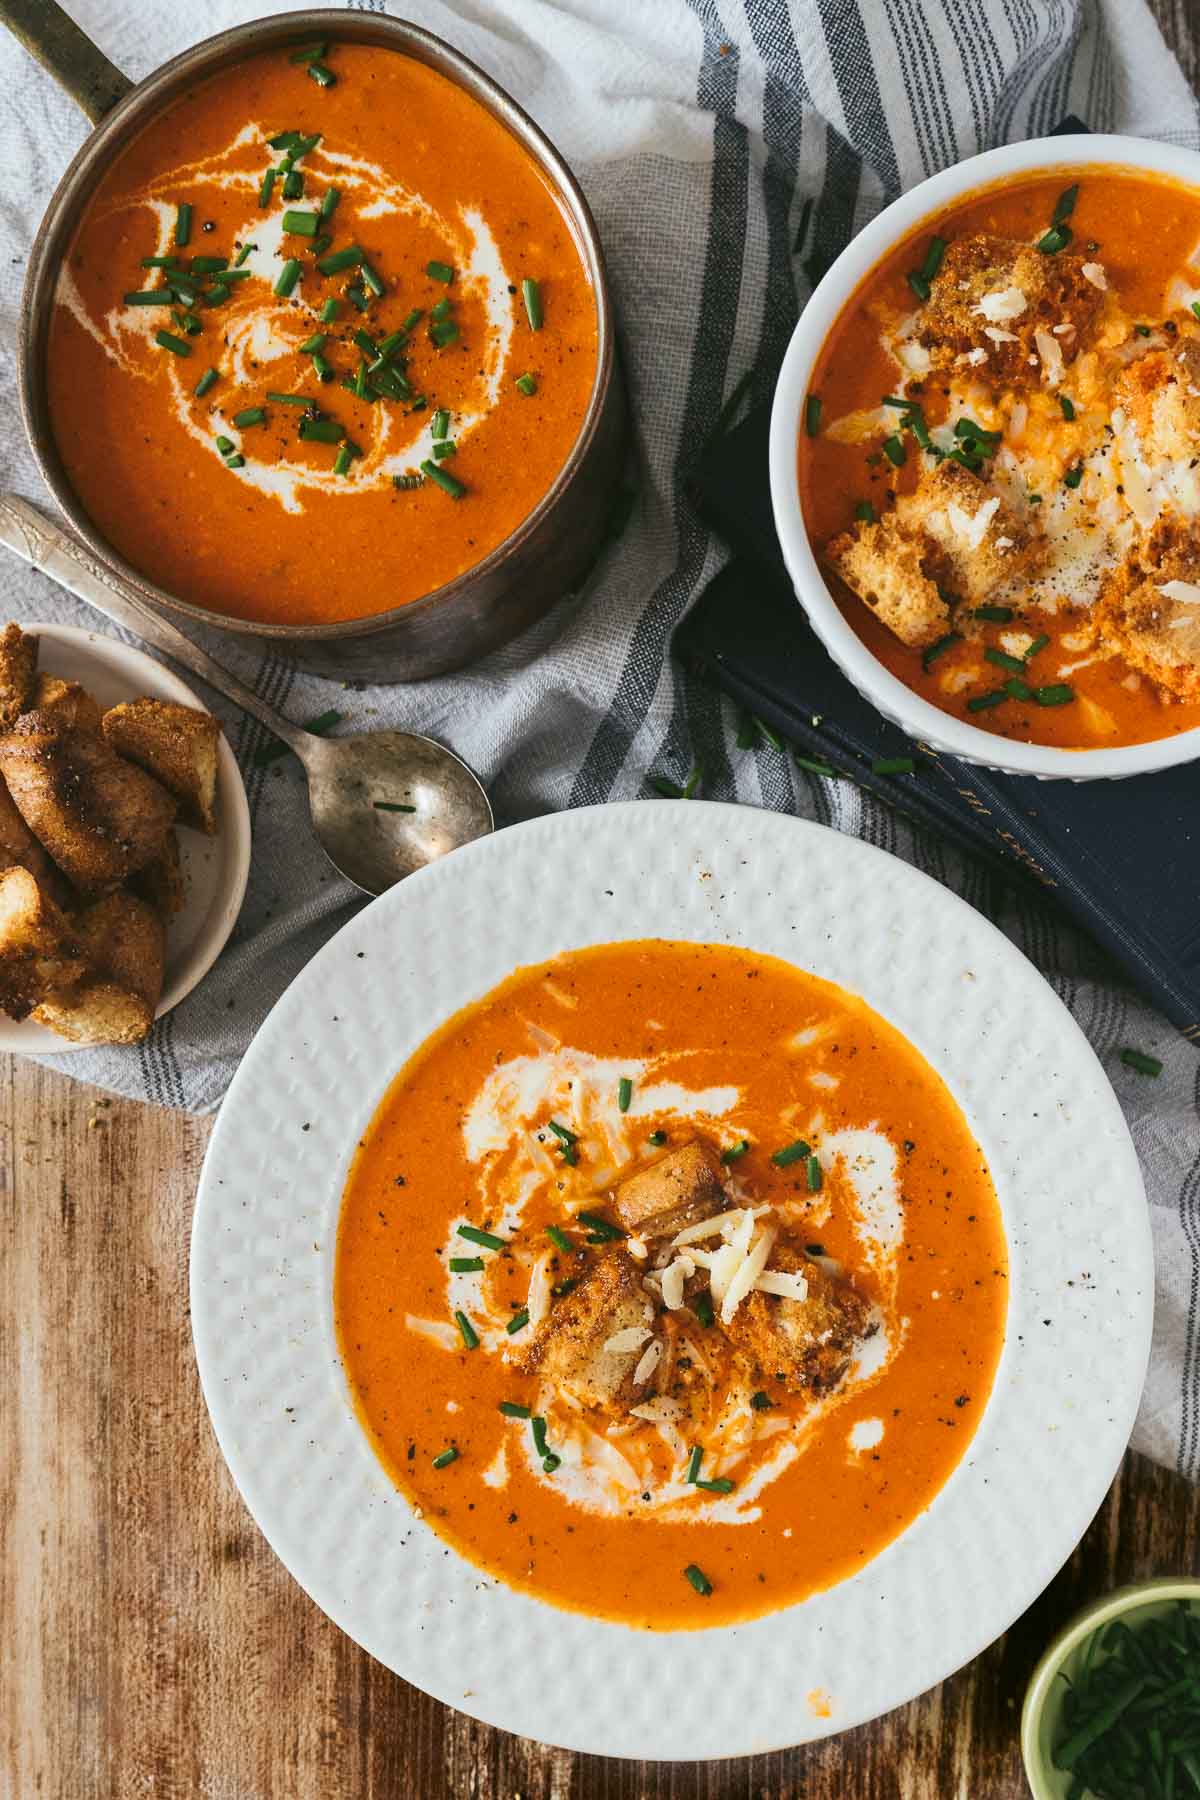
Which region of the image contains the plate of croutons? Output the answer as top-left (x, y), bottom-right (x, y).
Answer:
top-left (0, 621), bottom-right (250, 1050)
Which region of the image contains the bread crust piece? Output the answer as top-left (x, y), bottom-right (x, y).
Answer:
top-left (916, 232), bottom-right (1104, 387)
top-left (32, 890), bottom-right (164, 1044)
top-left (32, 674), bottom-right (104, 734)
top-left (612, 1141), bottom-right (727, 1239)
top-left (102, 700), bottom-right (220, 835)
top-left (513, 1247), bottom-right (658, 1415)
top-left (0, 625), bottom-right (38, 730)
top-left (130, 829), bottom-right (186, 920)
top-left (1114, 332), bottom-right (1200, 464)
top-left (723, 1241), bottom-right (875, 1397)
top-left (825, 513), bottom-right (953, 648)
top-left (0, 865), bottom-right (88, 1021)
top-left (1094, 515), bottom-right (1200, 702)
top-left (0, 714), bottom-right (176, 894)
top-left (0, 774), bottom-right (73, 907)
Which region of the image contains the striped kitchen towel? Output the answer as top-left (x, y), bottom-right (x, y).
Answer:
top-left (1, 0), bottom-right (1199, 1475)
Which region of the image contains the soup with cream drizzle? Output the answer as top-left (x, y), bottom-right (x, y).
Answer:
top-left (47, 40), bottom-right (597, 626)
top-left (335, 939), bottom-right (1007, 1629)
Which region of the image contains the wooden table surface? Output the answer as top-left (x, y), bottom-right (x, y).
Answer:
top-left (4, 6), bottom-right (1200, 1796)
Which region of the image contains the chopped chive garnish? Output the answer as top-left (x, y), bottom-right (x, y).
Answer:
top-left (266, 391), bottom-right (310, 406)
top-left (522, 277), bottom-right (543, 330)
top-left (1035, 683), bottom-right (1075, 706)
top-left (319, 185), bottom-right (341, 221)
top-left (375, 330), bottom-right (406, 360)
top-left (1052, 184), bottom-right (1079, 225)
top-left (251, 708), bottom-right (341, 764)
top-left (693, 1291), bottom-right (715, 1329)
top-left (545, 1224), bottom-right (572, 1253)
top-left (223, 454), bottom-right (245, 469)
top-left (806, 1153), bottom-right (822, 1191)
top-left (154, 329), bottom-right (192, 357)
top-left (346, 282), bottom-right (370, 313)
top-left (1059, 394), bottom-right (1076, 421)
top-left (432, 1446), bottom-right (458, 1469)
top-left (735, 712), bottom-right (759, 750)
top-left (141, 255), bottom-right (181, 269)
top-left (1064, 463), bottom-right (1084, 489)
top-left (542, 1453), bottom-right (562, 1474)
top-left (430, 408), bottom-right (451, 440)
top-left (1037, 223), bottom-right (1072, 254)
top-left (685, 1445), bottom-right (703, 1483)
top-left (317, 243), bottom-right (361, 275)
top-left (805, 394), bottom-right (822, 437)
top-left (432, 441), bottom-right (457, 460)
top-left (282, 209), bottom-right (320, 236)
top-left (431, 297), bottom-right (452, 322)
top-left (427, 259), bottom-right (454, 283)
top-left (430, 319), bottom-right (460, 348)
top-left (1134, 322), bottom-right (1151, 337)
top-left (1004, 676), bottom-right (1034, 701)
top-left (920, 234), bottom-right (947, 282)
top-left (319, 298), bottom-right (339, 322)
top-left (456, 1222), bottom-right (506, 1250)
top-left (975, 604), bottom-right (1013, 622)
top-left (750, 1391), bottom-right (773, 1410)
top-left (214, 434), bottom-right (235, 454)
top-left (771, 1138), bottom-right (811, 1168)
top-left (123, 290), bottom-right (171, 306)
top-left (922, 631), bottom-right (961, 670)
top-left (311, 352), bottom-right (334, 382)
top-left (298, 417), bottom-right (344, 443)
top-left (697, 1477), bottom-right (735, 1494)
top-left (172, 309), bottom-right (202, 334)
top-left (274, 259), bottom-right (301, 298)
top-left (194, 367), bottom-right (219, 398)
top-left (854, 499), bottom-right (876, 523)
top-left (1192, 301), bottom-right (1200, 323)
top-left (1120, 1047), bottom-right (1163, 1076)
top-left (1028, 492), bottom-right (1042, 504)
top-left (530, 1416), bottom-right (550, 1458)
top-left (548, 1120), bottom-right (578, 1145)
top-left (448, 1257), bottom-right (484, 1273)
top-left (360, 260), bottom-right (385, 298)
top-left (721, 1139), bottom-right (750, 1164)
top-left (1025, 633), bottom-right (1050, 658)
top-left (373, 800), bottom-right (417, 813)
top-left (166, 276), bottom-right (200, 306)
top-left (506, 1309), bottom-right (529, 1335)
top-left (175, 203), bottom-right (192, 248)
top-left (281, 171), bottom-right (304, 201)
top-left (954, 416), bottom-right (1002, 444)
top-left (871, 756), bottom-right (915, 775)
top-left (393, 472), bottom-right (424, 491)
top-left (985, 647), bottom-right (1027, 674)
top-left (233, 406), bottom-right (266, 428)
top-left (907, 272), bottom-right (931, 302)
top-left (190, 256), bottom-right (227, 275)
top-left (499, 1401), bottom-right (532, 1419)
top-left (684, 1565), bottom-right (712, 1597)
top-left (259, 169), bottom-right (276, 208)
top-left (882, 434), bottom-right (906, 467)
top-left (515, 372), bottom-right (538, 397)
top-left (757, 716), bottom-right (785, 751)
top-left (577, 1210), bottom-right (623, 1242)
top-left (234, 242), bottom-right (255, 267)
top-left (421, 458), bottom-right (466, 497)
top-left (966, 689), bottom-right (1007, 712)
top-left (454, 1310), bottom-right (479, 1350)
top-left (648, 1130), bottom-right (667, 1147)
top-left (618, 1076), bottom-right (633, 1113)
top-left (288, 40), bottom-right (327, 64)
top-left (400, 307), bottom-right (423, 333)
top-left (307, 60), bottom-right (336, 87)
top-left (795, 753), bottom-right (838, 776)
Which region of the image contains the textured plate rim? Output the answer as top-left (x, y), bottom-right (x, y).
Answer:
top-left (190, 802), bottom-right (1152, 1760)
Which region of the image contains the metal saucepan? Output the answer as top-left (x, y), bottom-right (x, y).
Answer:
top-left (4, 2), bottom-right (627, 681)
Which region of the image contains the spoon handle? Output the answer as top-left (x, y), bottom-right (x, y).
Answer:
top-left (0, 494), bottom-right (308, 753)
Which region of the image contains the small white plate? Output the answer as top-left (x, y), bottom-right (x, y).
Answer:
top-left (0, 621), bottom-right (250, 1053)
top-left (190, 802), bottom-right (1153, 1760)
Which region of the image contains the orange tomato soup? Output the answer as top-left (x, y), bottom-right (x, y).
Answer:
top-left (799, 166), bottom-right (1200, 749)
top-left (335, 940), bottom-right (1007, 1630)
top-left (48, 42), bottom-right (597, 626)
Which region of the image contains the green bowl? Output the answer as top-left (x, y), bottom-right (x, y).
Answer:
top-left (1022, 1578), bottom-right (1200, 1798)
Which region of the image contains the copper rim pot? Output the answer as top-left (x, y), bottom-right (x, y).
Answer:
top-left (6, 2), bottom-right (627, 681)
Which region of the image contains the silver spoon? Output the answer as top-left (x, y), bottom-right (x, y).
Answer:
top-left (0, 494), bottom-right (494, 895)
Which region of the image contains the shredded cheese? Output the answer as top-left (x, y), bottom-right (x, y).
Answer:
top-left (974, 284), bottom-right (1027, 322)
top-left (1081, 262), bottom-right (1108, 290)
top-left (1159, 579), bottom-right (1200, 606)
top-left (633, 1338), bottom-right (662, 1386)
top-left (603, 1325), bottom-right (653, 1355)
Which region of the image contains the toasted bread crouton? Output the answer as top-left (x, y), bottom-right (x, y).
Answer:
top-left (825, 512), bottom-right (954, 648)
top-left (32, 673), bottom-right (104, 734)
top-left (724, 1241), bottom-right (875, 1397)
top-left (1114, 334), bottom-right (1200, 464)
top-left (102, 700), bottom-right (220, 835)
top-left (612, 1142), bottom-right (727, 1240)
top-left (0, 624), bottom-right (38, 730)
top-left (0, 865), bottom-right (87, 1021)
top-left (32, 890), bottom-right (164, 1044)
top-left (0, 715), bottom-right (176, 894)
top-left (514, 1248), bottom-right (658, 1415)
top-left (917, 233), bottom-right (1104, 388)
top-left (130, 829), bottom-right (185, 920)
top-left (0, 774), bottom-right (73, 907)
top-left (1095, 516), bottom-right (1200, 702)
top-left (896, 460), bottom-right (1040, 606)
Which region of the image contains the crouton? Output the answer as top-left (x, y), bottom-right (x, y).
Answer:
top-left (896, 460), bottom-right (1040, 606)
top-left (32, 890), bottom-right (164, 1044)
top-left (514, 1248), bottom-right (658, 1415)
top-left (1114, 334), bottom-right (1200, 464)
top-left (0, 774), bottom-right (73, 907)
top-left (724, 1241), bottom-right (875, 1397)
top-left (917, 233), bottom-right (1104, 388)
top-left (102, 700), bottom-right (220, 835)
top-left (825, 512), bottom-right (954, 648)
top-left (0, 624), bottom-right (38, 730)
top-left (130, 829), bottom-right (185, 920)
top-left (0, 865), bottom-right (87, 1021)
top-left (0, 715), bottom-right (176, 893)
top-left (32, 673), bottom-right (104, 734)
top-left (1095, 515), bottom-right (1200, 702)
top-left (612, 1142), bottom-right (727, 1240)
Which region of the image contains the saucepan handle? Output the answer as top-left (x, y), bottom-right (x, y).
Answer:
top-left (0, 0), bottom-right (133, 124)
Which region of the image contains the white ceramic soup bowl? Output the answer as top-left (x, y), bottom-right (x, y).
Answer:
top-left (769, 133), bottom-right (1200, 781)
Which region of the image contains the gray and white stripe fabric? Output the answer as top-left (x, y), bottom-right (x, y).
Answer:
top-left (2, 0), bottom-right (1199, 1472)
